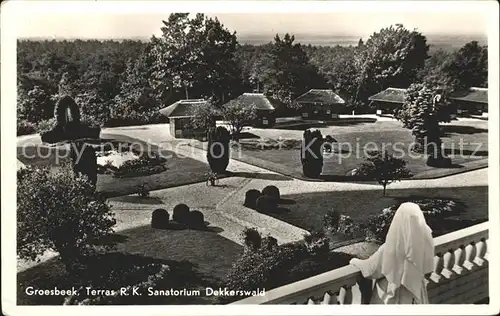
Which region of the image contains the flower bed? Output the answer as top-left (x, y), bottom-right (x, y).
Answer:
top-left (96, 144), bottom-right (167, 178)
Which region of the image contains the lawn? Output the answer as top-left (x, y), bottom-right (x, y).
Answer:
top-left (266, 186), bottom-right (488, 235)
top-left (220, 120), bottom-right (488, 181)
top-left (17, 225), bottom-right (243, 305)
top-left (16, 134), bottom-right (213, 197)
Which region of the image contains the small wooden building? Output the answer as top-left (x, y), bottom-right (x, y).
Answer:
top-left (294, 89), bottom-right (346, 119)
top-left (450, 87), bottom-right (488, 117)
top-left (368, 88), bottom-right (406, 115)
top-left (225, 93), bottom-right (278, 128)
top-left (159, 99), bottom-right (213, 139)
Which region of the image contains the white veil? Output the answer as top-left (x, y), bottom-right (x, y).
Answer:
top-left (380, 202), bottom-right (435, 300)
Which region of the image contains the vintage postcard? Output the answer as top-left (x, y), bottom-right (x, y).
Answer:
top-left (1, 1), bottom-right (499, 315)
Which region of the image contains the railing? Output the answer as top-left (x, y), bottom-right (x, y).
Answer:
top-left (232, 222), bottom-right (489, 304)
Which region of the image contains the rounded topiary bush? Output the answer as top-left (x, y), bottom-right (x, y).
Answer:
top-left (262, 185), bottom-right (280, 204)
top-left (151, 208), bottom-right (169, 229)
top-left (243, 189), bottom-right (261, 209)
top-left (188, 210), bottom-right (205, 229)
top-left (172, 204), bottom-right (190, 224)
top-left (255, 195), bottom-right (277, 213)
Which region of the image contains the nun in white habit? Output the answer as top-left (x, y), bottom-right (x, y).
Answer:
top-left (349, 202), bottom-right (435, 304)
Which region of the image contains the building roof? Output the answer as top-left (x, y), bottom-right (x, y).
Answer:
top-left (450, 87), bottom-right (488, 104)
top-left (368, 88), bottom-right (407, 104)
top-left (225, 93), bottom-right (277, 111)
top-left (159, 99), bottom-right (208, 118)
top-left (295, 89), bottom-right (345, 104)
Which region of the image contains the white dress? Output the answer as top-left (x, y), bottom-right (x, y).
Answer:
top-left (350, 202), bottom-right (435, 305)
top-left (354, 245), bottom-right (429, 304)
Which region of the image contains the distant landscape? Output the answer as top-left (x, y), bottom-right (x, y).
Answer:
top-left (21, 33), bottom-right (487, 52)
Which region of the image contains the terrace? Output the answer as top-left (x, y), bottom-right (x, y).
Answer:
top-left (232, 222), bottom-right (489, 305)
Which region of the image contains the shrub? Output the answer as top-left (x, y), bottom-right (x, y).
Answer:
top-left (17, 120), bottom-right (37, 136)
top-left (262, 185), bottom-right (280, 204)
top-left (323, 210), bottom-right (341, 232)
top-left (221, 240), bottom-right (353, 303)
top-left (17, 164), bottom-right (116, 275)
top-left (241, 227), bottom-right (262, 251)
top-left (243, 189), bottom-right (261, 209)
top-left (222, 242), bottom-right (307, 302)
top-left (300, 129), bottom-right (323, 178)
top-left (137, 183), bottom-right (150, 197)
top-left (187, 210), bottom-right (205, 229)
top-left (172, 204), bottom-right (190, 224)
top-left (287, 252), bottom-right (353, 284)
top-left (151, 209), bottom-right (169, 229)
top-left (337, 215), bottom-right (360, 238)
top-left (36, 118), bottom-right (57, 134)
top-left (363, 198), bottom-right (463, 242)
top-left (255, 195), bottom-right (277, 213)
top-left (304, 230), bottom-right (330, 256)
top-left (206, 126), bottom-right (231, 173)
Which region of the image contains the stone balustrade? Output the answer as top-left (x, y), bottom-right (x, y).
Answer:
top-left (231, 222), bottom-right (489, 305)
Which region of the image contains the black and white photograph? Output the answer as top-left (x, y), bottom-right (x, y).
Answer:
top-left (1, 1), bottom-right (499, 315)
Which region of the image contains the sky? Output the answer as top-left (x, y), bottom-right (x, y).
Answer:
top-left (11, 3), bottom-right (491, 41)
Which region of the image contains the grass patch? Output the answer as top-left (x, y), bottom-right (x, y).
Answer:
top-left (218, 121), bottom-right (488, 181)
top-left (17, 225), bottom-right (243, 305)
top-left (267, 186), bottom-right (488, 234)
top-left (17, 134), bottom-right (214, 197)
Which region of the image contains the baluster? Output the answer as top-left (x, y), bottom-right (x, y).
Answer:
top-left (338, 286), bottom-right (353, 304)
top-left (463, 242), bottom-right (476, 271)
top-left (452, 245), bottom-right (465, 275)
top-left (473, 239), bottom-right (486, 267)
top-left (322, 292), bottom-right (334, 305)
top-left (350, 283), bottom-right (362, 304)
top-left (332, 291), bottom-right (340, 304)
top-left (440, 250), bottom-right (455, 279)
top-left (430, 254), bottom-right (444, 283)
top-left (483, 239), bottom-right (489, 261)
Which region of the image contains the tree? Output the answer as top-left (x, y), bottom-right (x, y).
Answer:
top-left (17, 85), bottom-right (55, 122)
top-left (189, 99), bottom-right (220, 133)
top-left (17, 164), bottom-right (116, 275)
top-left (221, 100), bottom-right (257, 140)
top-left (112, 44), bottom-right (166, 126)
top-left (357, 151), bottom-right (412, 196)
top-left (443, 41), bottom-right (488, 89)
top-left (357, 24), bottom-right (429, 100)
top-left (259, 34), bottom-right (325, 108)
top-left (150, 14), bottom-right (242, 103)
top-left (395, 83), bottom-right (452, 158)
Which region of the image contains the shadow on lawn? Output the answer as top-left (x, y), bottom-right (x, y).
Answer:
top-left (279, 198), bottom-right (296, 205)
top-left (276, 122), bottom-right (328, 130)
top-left (441, 125), bottom-right (488, 136)
top-left (444, 148), bottom-right (489, 157)
top-left (325, 118), bottom-right (378, 126)
top-left (238, 132), bottom-right (260, 139)
top-left (110, 195), bottom-right (165, 205)
top-left (262, 207), bottom-right (292, 215)
top-left (226, 171), bottom-right (292, 181)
